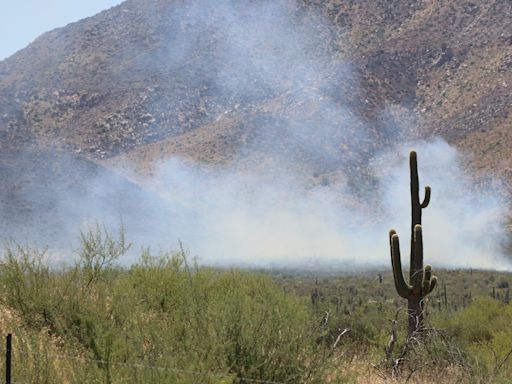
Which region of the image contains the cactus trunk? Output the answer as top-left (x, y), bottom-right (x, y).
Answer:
top-left (409, 151), bottom-right (430, 285)
top-left (408, 296), bottom-right (422, 334)
top-left (389, 151), bottom-right (436, 335)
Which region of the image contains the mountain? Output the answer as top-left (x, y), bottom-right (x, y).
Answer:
top-left (0, 0), bottom-right (511, 245)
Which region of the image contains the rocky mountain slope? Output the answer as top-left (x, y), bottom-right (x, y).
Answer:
top-left (0, 147), bottom-right (188, 247)
top-left (0, 0), bottom-right (511, 244)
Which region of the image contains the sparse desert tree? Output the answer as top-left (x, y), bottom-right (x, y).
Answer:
top-left (77, 222), bottom-right (130, 287)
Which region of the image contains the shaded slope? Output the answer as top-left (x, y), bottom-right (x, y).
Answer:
top-left (0, 148), bottom-right (192, 247)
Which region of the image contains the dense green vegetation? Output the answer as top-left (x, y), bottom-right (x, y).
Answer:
top-left (0, 227), bottom-right (512, 383)
top-left (0, 226), bottom-right (340, 383)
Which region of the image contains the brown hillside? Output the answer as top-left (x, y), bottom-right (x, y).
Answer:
top-left (0, 0), bottom-right (510, 244)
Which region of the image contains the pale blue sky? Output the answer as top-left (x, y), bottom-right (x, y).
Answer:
top-left (0, 0), bottom-right (124, 60)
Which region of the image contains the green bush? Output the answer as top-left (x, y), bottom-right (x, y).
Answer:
top-left (0, 231), bottom-right (331, 383)
top-left (3, 228), bottom-right (512, 383)
top-left (440, 297), bottom-right (512, 380)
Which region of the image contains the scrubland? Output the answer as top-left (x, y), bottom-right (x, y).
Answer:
top-left (0, 227), bottom-right (511, 383)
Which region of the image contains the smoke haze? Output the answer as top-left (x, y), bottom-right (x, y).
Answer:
top-left (135, 138), bottom-right (510, 270)
top-left (2, 0), bottom-right (510, 270)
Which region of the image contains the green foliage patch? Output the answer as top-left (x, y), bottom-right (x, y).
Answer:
top-left (0, 227), bottom-right (511, 383)
top-left (0, 227), bottom-right (331, 383)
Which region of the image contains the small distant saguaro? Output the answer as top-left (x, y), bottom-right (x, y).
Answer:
top-left (389, 151), bottom-right (437, 335)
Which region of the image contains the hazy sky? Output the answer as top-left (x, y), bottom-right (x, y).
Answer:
top-left (0, 0), bottom-right (124, 60)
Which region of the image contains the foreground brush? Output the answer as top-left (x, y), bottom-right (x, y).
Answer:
top-left (389, 151), bottom-right (437, 335)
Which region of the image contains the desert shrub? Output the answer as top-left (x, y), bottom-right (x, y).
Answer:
top-left (123, 252), bottom-right (327, 383)
top-left (0, 245), bottom-right (57, 326)
top-left (441, 297), bottom-right (507, 343)
top-left (0, 235), bottom-right (331, 383)
top-left (77, 223), bottom-right (129, 287)
top-left (439, 297), bottom-right (512, 380)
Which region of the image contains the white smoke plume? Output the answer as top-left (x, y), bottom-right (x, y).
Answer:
top-left (375, 139), bottom-right (511, 271)
top-left (137, 137), bottom-right (511, 270)
top-left (2, 0), bottom-right (510, 271)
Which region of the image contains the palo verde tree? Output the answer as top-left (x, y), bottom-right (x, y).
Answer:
top-left (389, 150), bottom-right (437, 335)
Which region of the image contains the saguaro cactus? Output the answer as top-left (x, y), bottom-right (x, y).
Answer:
top-left (389, 151), bottom-right (437, 334)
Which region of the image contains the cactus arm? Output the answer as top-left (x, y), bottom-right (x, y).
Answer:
top-left (424, 264), bottom-right (431, 278)
top-left (422, 264), bottom-right (431, 292)
top-left (427, 275), bottom-right (437, 294)
top-left (420, 186), bottom-right (431, 208)
top-left (390, 230), bottom-right (412, 298)
top-left (423, 265), bottom-right (437, 295)
top-left (422, 264), bottom-right (437, 294)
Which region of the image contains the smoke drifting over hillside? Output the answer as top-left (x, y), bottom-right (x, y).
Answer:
top-left (1, 0), bottom-right (510, 270)
top-left (375, 140), bottom-right (510, 270)
top-left (145, 139), bottom-right (511, 270)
